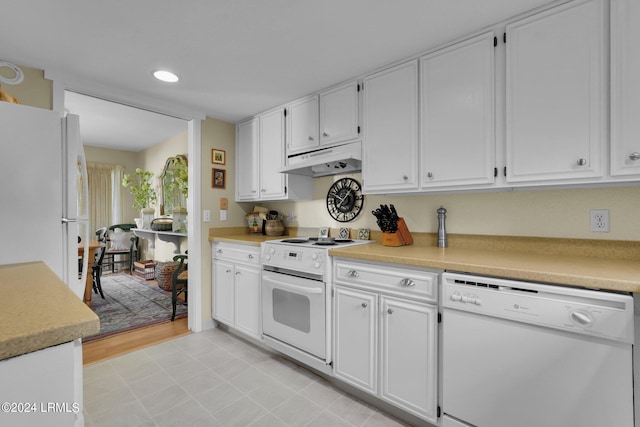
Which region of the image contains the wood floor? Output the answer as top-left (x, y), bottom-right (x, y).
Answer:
top-left (82, 317), bottom-right (190, 365)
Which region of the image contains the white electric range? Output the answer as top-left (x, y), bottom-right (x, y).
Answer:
top-left (261, 237), bottom-right (374, 373)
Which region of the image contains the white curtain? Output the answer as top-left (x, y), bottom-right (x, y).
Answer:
top-left (111, 165), bottom-right (123, 225)
top-left (87, 162), bottom-right (123, 238)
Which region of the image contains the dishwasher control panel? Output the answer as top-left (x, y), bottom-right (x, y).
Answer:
top-left (442, 272), bottom-right (634, 344)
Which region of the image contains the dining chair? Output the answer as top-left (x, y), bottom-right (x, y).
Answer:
top-left (171, 253), bottom-right (188, 321)
top-left (104, 224), bottom-right (138, 274)
top-left (95, 227), bottom-right (108, 244)
top-left (92, 245), bottom-right (107, 299)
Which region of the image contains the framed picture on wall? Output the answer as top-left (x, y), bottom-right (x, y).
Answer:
top-left (212, 168), bottom-right (226, 189)
top-left (212, 149), bottom-right (226, 165)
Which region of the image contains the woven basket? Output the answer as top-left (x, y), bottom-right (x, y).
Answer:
top-left (154, 261), bottom-right (183, 291)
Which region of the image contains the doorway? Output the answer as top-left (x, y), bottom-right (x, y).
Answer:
top-left (65, 91), bottom-right (192, 337)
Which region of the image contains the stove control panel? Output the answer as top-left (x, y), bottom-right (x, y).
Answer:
top-left (262, 244), bottom-right (327, 273)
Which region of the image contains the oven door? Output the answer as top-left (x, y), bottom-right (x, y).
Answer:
top-left (262, 271), bottom-right (326, 359)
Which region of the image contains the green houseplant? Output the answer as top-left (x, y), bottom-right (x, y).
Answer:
top-left (165, 157), bottom-right (188, 202)
top-left (165, 157), bottom-right (188, 232)
top-left (122, 168), bottom-right (157, 229)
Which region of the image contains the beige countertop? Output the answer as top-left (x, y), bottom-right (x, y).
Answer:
top-left (209, 227), bottom-right (640, 293)
top-left (329, 241), bottom-right (640, 293)
top-left (208, 226), bottom-right (289, 246)
top-left (211, 234), bottom-right (284, 246)
top-left (0, 262), bottom-right (100, 361)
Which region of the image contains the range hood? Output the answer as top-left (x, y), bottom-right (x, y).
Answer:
top-left (279, 141), bottom-right (362, 177)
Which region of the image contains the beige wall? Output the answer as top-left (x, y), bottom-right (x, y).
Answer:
top-left (261, 175), bottom-right (640, 241)
top-left (0, 63), bottom-right (52, 110)
top-left (200, 116), bottom-right (237, 321)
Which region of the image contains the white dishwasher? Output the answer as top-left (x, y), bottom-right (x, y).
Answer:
top-left (441, 272), bottom-right (634, 427)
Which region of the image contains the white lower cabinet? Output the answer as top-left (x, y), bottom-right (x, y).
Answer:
top-left (0, 340), bottom-right (83, 427)
top-left (333, 259), bottom-right (440, 424)
top-left (212, 242), bottom-right (261, 340)
top-left (334, 286), bottom-right (378, 394)
top-left (380, 296), bottom-right (438, 421)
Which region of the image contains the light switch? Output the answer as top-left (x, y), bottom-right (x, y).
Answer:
top-left (220, 198), bottom-right (228, 210)
top-left (220, 210), bottom-right (227, 221)
top-left (203, 210), bottom-right (211, 222)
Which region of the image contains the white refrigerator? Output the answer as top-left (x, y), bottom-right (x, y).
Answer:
top-left (0, 101), bottom-right (89, 298)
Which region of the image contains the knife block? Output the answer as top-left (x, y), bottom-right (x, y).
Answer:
top-left (381, 218), bottom-right (413, 247)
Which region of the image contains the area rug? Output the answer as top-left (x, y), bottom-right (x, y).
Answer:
top-left (84, 273), bottom-right (187, 342)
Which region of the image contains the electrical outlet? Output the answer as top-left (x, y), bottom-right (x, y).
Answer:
top-left (203, 210), bottom-right (211, 222)
top-left (590, 209), bottom-right (609, 232)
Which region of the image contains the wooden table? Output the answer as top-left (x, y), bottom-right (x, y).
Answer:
top-left (78, 240), bottom-right (104, 307)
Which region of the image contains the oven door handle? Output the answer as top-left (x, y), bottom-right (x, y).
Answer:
top-left (263, 274), bottom-right (323, 294)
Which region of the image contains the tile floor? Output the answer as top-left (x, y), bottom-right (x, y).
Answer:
top-left (83, 328), bottom-right (412, 426)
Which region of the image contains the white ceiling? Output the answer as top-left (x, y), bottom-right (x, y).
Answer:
top-left (64, 91), bottom-right (187, 151)
top-left (0, 0), bottom-right (554, 150)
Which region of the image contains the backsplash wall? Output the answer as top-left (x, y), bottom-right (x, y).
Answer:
top-left (267, 174), bottom-right (640, 241)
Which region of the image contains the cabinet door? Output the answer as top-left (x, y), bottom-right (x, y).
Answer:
top-left (611, 0), bottom-right (640, 176)
top-left (286, 95), bottom-right (319, 155)
top-left (235, 118), bottom-right (259, 200)
top-left (381, 296), bottom-right (438, 424)
top-left (362, 60), bottom-right (419, 193)
top-left (212, 259), bottom-right (234, 325)
top-left (259, 108), bottom-right (287, 199)
top-left (505, 0), bottom-right (605, 183)
top-left (320, 81), bottom-right (360, 146)
top-left (333, 286), bottom-right (378, 394)
top-left (420, 32), bottom-right (495, 188)
top-left (234, 264), bottom-right (261, 339)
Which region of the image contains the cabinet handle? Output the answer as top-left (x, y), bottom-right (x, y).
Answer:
top-left (577, 158), bottom-right (587, 166)
top-left (323, 132), bottom-right (329, 137)
top-left (387, 308), bottom-right (394, 315)
top-left (308, 136), bottom-right (314, 141)
top-left (248, 254), bottom-right (254, 259)
top-left (427, 172), bottom-right (433, 178)
top-left (261, 188), bottom-right (266, 192)
top-left (251, 190), bottom-right (257, 193)
top-left (347, 270), bottom-right (359, 278)
top-left (629, 152), bottom-right (640, 161)
top-left (361, 302), bottom-right (368, 308)
top-left (216, 249), bottom-right (223, 254)
top-left (402, 175), bottom-right (408, 181)
top-left (225, 269), bottom-right (232, 274)
top-left (400, 278), bottom-right (416, 287)
top-left (235, 271), bottom-right (241, 276)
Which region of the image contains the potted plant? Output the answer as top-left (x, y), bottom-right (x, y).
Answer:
top-left (165, 157), bottom-right (188, 232)
top-left (122, 168), bottom-right (157, 229)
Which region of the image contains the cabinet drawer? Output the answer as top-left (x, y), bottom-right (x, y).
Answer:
top-left (213, 242), bottom-right (261, 265)
top-left (334, 259), bottom-right (439, 302)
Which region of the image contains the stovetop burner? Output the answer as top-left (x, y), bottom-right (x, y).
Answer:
top-left (269, 237), bottom-right (373, 249)
top-left (277, 237), bottom-right (357, 246)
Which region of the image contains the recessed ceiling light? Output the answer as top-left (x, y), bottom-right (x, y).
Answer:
top-left (153, 70), bottom-right (179, 83)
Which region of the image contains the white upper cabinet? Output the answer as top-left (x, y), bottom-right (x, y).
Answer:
top-left (362, 60), bottom-right (419, 193)
top-left (505, 0), bottom-right (606, 184)
top-left (419, 32), bottom-right (495, 189)
top-left (259, 108), bottom-right (287, 199)
top-left (286, 94), bottom-right (319, 155)
top-left (610, 0), bottom-right (640, 177)
top-left (320, 81), bottom-right (360, 147)
top-left (236, 118), bottom-right (260, 200)
top-left (236, 109), bottom-right (312, 202)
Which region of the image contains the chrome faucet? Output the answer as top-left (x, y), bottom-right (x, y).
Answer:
top-left (437, 206), bottom-right (448, 248)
